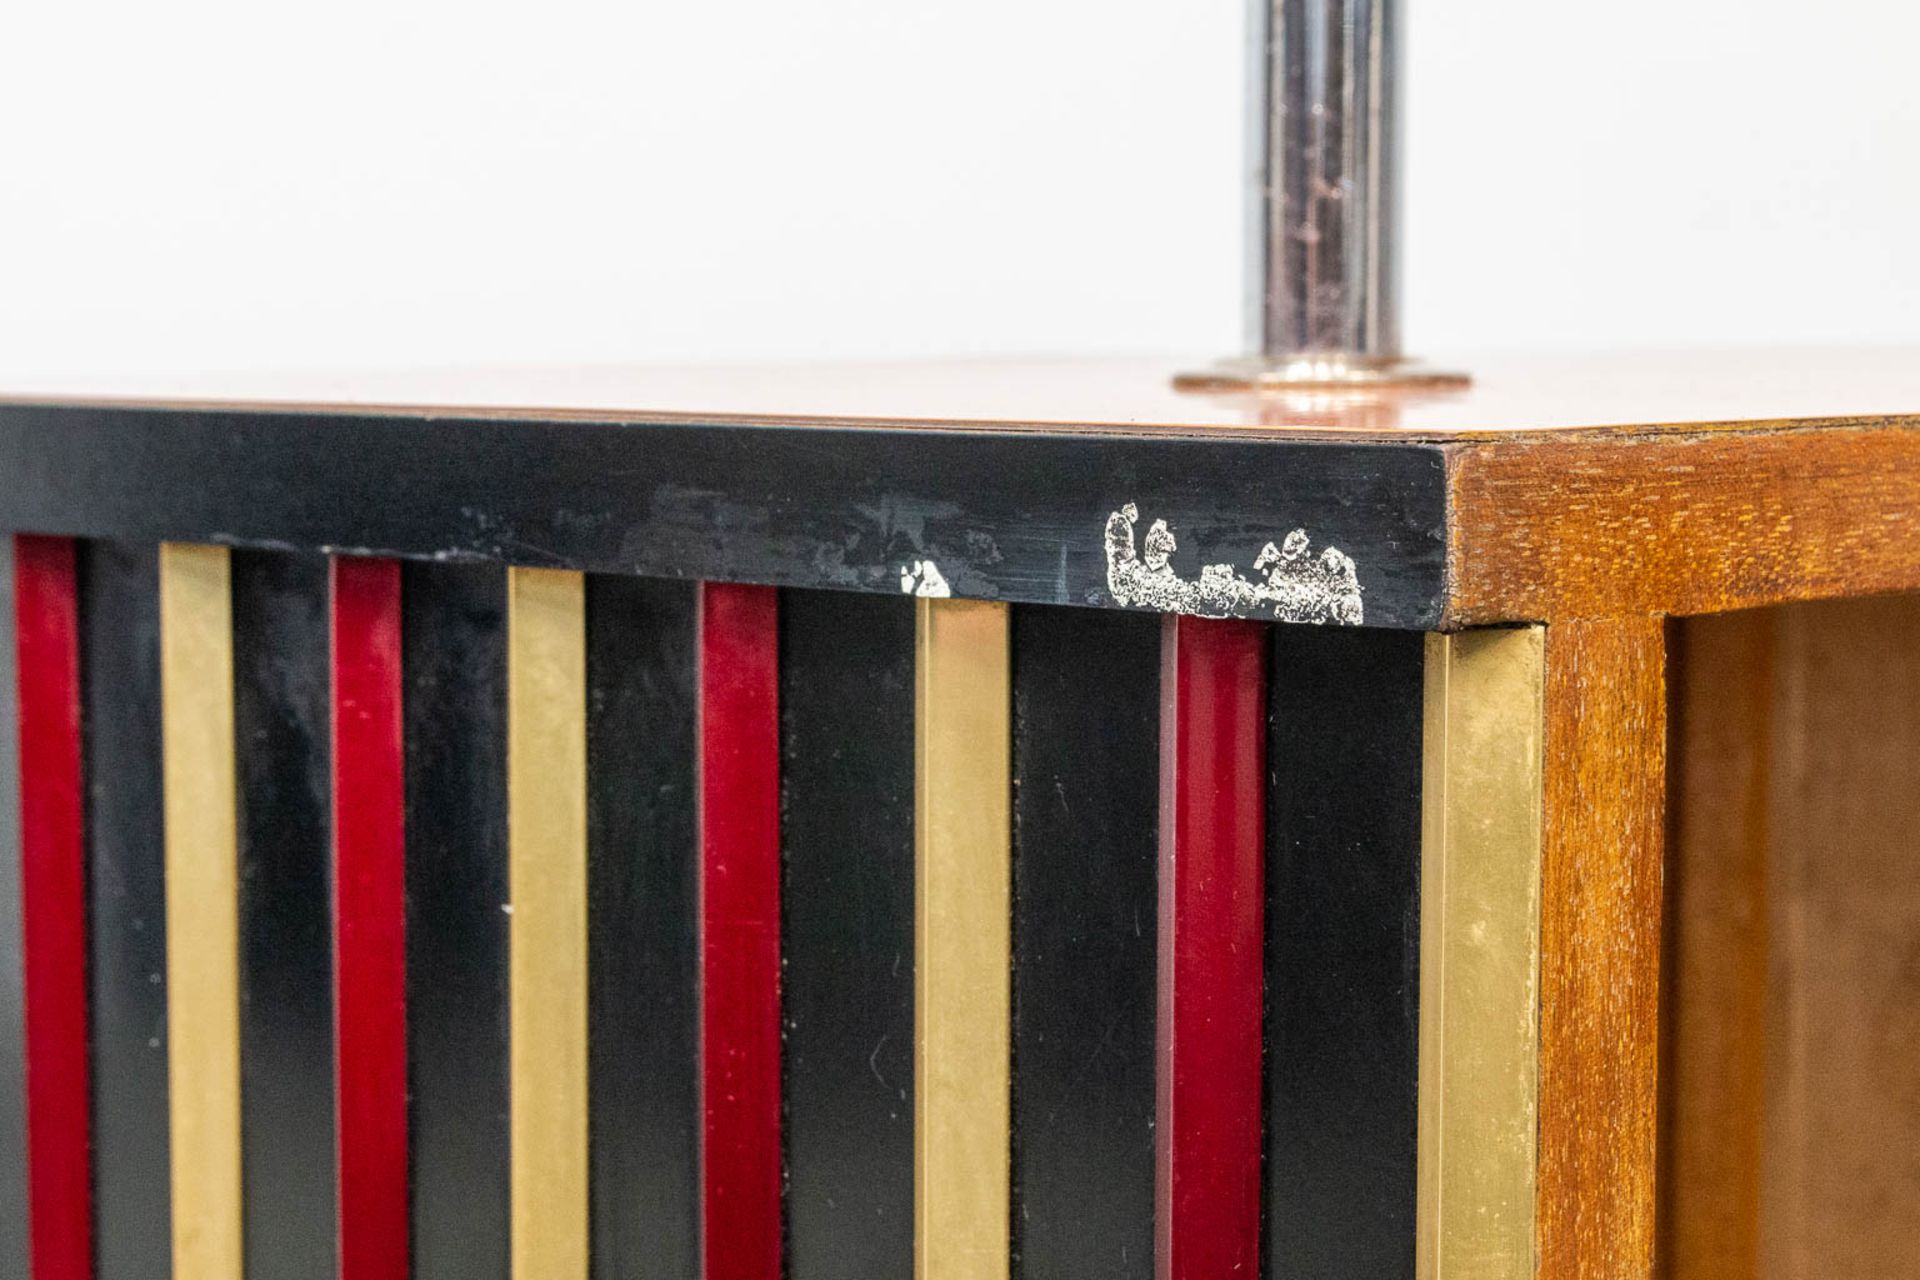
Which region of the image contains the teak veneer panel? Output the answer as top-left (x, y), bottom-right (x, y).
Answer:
top-left (1663, 598), bottom-right (1920, 1280)
top-left (1762, 598), bottom-right (1920, 1278)
top-left (1660, 612), bottom-right (1771, 1280)
top-left (1444, 424), bottom-right (1920, 626)
top-left (1538, 618), bottom-right (1667, 1280)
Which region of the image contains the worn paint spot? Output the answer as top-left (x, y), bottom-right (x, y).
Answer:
top-left (900, 560), bottom-right (953, 598)
top-left (1103, 503), bottom-right (1364, 625)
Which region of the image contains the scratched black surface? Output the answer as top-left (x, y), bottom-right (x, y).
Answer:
top-left (79, 541), bottom-right (173, 1280)
top-left (403, 563), bottom-right (510, 1280)
top-left (0, 536), bottom-right (23, 1280)
top-left (232, 551), bottom-right (336, 1279)
top-left (585, 574), bottom-right (701, 1280)
top-left (1264, 626), bottom-right (1424, 1280)
top-left (779, 589), bottom-right (917, 1280)
top-left (0, 406), bottom-right (1448, 629)
top-left (1011, 605), bottom-right (1160, 1280)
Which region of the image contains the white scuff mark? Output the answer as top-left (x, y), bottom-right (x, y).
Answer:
top-left (1103, 502), bottom-right (1364, 625)
top-left (899, 558), bottom-right (952, 597)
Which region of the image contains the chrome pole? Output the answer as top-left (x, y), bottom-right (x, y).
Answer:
top-left (1179, 0), bottom-right (1465, 393)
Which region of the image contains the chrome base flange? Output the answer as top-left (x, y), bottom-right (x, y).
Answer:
top-left (1173, 354), bottom-right (1471, 395)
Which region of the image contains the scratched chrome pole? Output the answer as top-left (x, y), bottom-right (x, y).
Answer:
top-left (1179, 0), bottom-right (1466, 392)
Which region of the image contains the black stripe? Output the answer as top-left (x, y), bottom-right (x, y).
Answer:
top-left (403, 562), bottom-right (510, 1279)
top-left (0, 536), bottom-right (24, 1280)
top-left (1264, 626), bottom-right (1424, 1280)
top-left (779, 589), bottom-right (916, 1280)
top-left (1010, 604), bottom-right (1160, 1280)
top-left (232, 550), bottom-right (337, 1278)
top-left (0, 405), bottom-right (1450, 630)
top-left (78, 540), bottom-right (172, 1279)
top-left (584, 575), bottom-right (700, 1280)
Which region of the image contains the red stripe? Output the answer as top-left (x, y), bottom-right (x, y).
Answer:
top-left (330, 556), bottom-right (409, 1280)
top-left (697, 582), bottom-right (783, 1280)
top-left (15, 536), bottom-right (92, 1280)
top-left (1155, 614), bottom-right (1267, 1280)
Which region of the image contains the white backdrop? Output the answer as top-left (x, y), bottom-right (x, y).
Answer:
top-left (1, 1), bottom-right (1916, 379)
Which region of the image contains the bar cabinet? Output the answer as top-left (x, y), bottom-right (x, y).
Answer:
top-left (6, 0), bottom-right (1919, 1276)
top-left (2, 348), bottom-right (1919, 1280)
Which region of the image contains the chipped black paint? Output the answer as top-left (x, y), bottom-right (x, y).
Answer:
top-left (0, 406), bottom-right (1448, 629)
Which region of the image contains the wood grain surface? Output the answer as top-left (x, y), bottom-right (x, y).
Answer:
top-left (1538, 618), bottom-right (1667, 1280)
top-left (1447, 426), bottom-right (1920, 626)
top-left (1662, 599), bottom-right (1920, 1280)
top-left (1760, 597), bottom-right (1920, 1278)
top-left (1659, 612), bottom-right (1771, 1280)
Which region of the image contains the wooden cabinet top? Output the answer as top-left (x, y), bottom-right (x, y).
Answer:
top-left (5, 348), bottom-right (1920, 629)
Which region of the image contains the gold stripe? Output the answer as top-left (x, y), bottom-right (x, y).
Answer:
top-left (160, 542), bottom-right (243, 1280)
top-left (914, 598), bottom-right (1011, 1280)
top-left (508, 567), bottom-right (589, 1280)
top-left (1417, 629), bottom-right (1545, 1280)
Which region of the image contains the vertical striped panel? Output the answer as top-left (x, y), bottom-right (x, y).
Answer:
top-left (1010, 605), bottom-right (1159, 1280)
top-left (80, 542), bottom-right (171, 1280)
top-left (233, 551), bottom-right (336, 1278)
top-left (15, 537), bottom-right (90, 1279)
top-left (0, 536), bottom-right (23, 1280)
top-left (403, 562), bottom-right (510, 1280)
top-left (915, 597), bottom-right (1011, 1280)
top-left (507, 567), bottom-right (589, 1280)
top-left (1417, 629), bottom-right (1543, 1280)
top-left (1155, 615), bottom-right (1266, 1280)
top-left (160, 541), bottom-right (243, 1280)
top-left (698, 582), bottom-right (783, 1280)
top-left (1266, 627), bottom-right (1424, 1278)
top-left (332, 557), bottom-right (409, 1280)
top-left (585, 576), bottom-right (700, 1280)
top-left (782, 590), bottom-right (916, 1280)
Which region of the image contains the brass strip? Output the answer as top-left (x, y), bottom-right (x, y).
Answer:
top-left (160, 542), bottom-right (244, 1279)
top-left (508, 567), bottom-right (589, 1280)
top-left (1417, 628), bottom-right (1545, 1280)
top-left (914, 598), bottom-right (1011, 1280)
